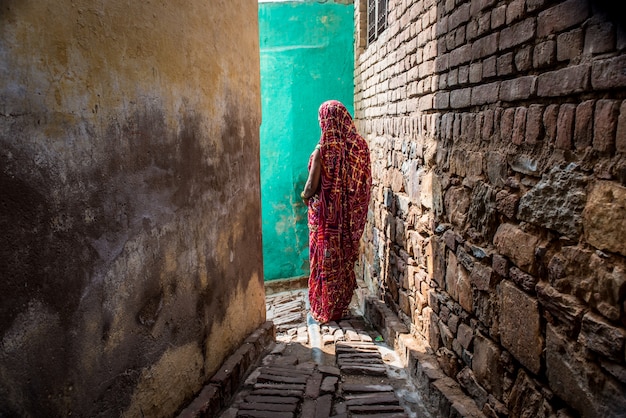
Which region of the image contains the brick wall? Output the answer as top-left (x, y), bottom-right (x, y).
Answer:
top-left (354, 0), bottom-right (626, 416)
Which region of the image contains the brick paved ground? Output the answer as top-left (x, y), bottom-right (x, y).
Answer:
top-left (216, 289), bottom-right (432, 418)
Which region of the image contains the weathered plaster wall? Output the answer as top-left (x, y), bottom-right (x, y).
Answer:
top-left (0, 1), bottom-right (264, 417)
top-left (354, 0), bottom-right (626, 417)
top-left (259, 0), bottom-right (354, 281)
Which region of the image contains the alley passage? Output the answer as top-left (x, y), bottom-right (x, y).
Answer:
top-left (216, 289), bottom-right (432, 418)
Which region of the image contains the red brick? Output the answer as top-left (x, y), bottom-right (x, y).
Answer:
top-left (497, 53), bottom-right (513, 76)
top-left (450, 88), bottom-right (471, 109)
top-left (448, 2), bottom-right (470, 30)
top-left (482, 109), bottom-right (495, 141)
top-left (449, 44), bottom-right (472, 67)
top-left (314, 394), bottom-right (333, 418)
top-left (500, 76), bottom-right (536, 102)
top-left (500, 18), bottom-right (536, 50)
top-left (483, 55), bottom-right (497, 78)
top-left (527, 0), bottom-right (547, 12)
top-left (584, 21), bottom-right (616, 55)
top-left (506, 0), bottom-right (525, 25)
top-left (593, 99), bottom-right (620, 153)
top-left (574, 100), bottom-right (594, 149)
top-left (543, 104), bottom-right (559, 143)
top-left (557, 29), bottom-right (584, 62)
top-left (305, 372), bottom-right (322, 399)
top-left (491, 5), bottom-right (506, 29)
top-left (477, 13), bottom-right (491, 38)
top-left (617, 101), bottom-right (626, 153)
top-left (471, 0), bottom-right (496, 16)
top-left (470, 62), bottom-right (482, 83)
top-left (533, 39), bottom-right (556, 69)
top-left (526, 105), bottom-right (544, 144)
top-left (512, 107), bottom-right (527, 145)
top-left (514, 45), bottom-right (532, 72)
top-left (500, 108), bottom-right (515, 143)
top-left (556, 104), bottom-right (576, 150)
top-left (458, 64), bottom-right (470, 84)
top-left (591, 55), bottom-right (626, 90)
top-left (472, 32), bottom-right (498, 60)
top-left (537, 64), bottom-right (590, 97)
top-left (434, 91), bottom-right (450, 110)
top-left (472, 80), bottom-right (499, 105)
top-left (435, 54), bottom-right (449, 73)
top-left (537, 0), bottom-right (589, 37)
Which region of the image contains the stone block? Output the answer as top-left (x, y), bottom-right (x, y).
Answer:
top-left (176, 383), bottom-right (221, 418)
top-left (536, 282), bottom-right (585, 336)
top-left (491, 254), bottom-right (508, 278)
top-left (499, 280), bottom-right (543, 374)
top-left (470, 263), bottom-right (497, 291)
top-left (457, 367), bottom-right (488, 408)
top-left (472, 333), bottom-right (504, 399)
top-left (427, 236), bottom-right (447, 288)
top-left (444, 186), bottom-right (471, 229)
top-left (472, 289), bottom-right (500, 340)
top-left (507, 369), bottom-right (555, 418)
top-left (495, 190), bottom-right (518, 220)
top-left (509, 267), bottom-right (538, 293)
top-left (578, 312), bottom-right (626, 362)
top-left (466, 181), bottom-right (498, 243)
top-left (421, 171), bottom-right (443, 215)
top-left (583, 181), bottom-right (626, 256)
top-left (446, 251), bottom-right (473, 313)
top-left (546, 324), bottom-right (626, 417)
top-left (517, 165), bottom-right (588, 239)
top-left (457, 322), bottom-right (473, 350)
top-left (493, 223), bottom-right (540, 273)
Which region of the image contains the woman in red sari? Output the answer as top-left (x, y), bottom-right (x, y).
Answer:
top-left (300, 100), bottom-right (372, 323)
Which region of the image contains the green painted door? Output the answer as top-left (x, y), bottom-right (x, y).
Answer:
top-left (259, 1), bottom-right (354, 281)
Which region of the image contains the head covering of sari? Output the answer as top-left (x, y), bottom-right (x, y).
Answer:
top-left (307, 100), bottom-right (371, 323)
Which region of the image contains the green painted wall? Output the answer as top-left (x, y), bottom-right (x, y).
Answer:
top-left (259, 1), bottom-right (354, 281)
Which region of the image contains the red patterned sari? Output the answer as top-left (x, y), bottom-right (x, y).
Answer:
top-left (307, 100), bottom-right (372, 323)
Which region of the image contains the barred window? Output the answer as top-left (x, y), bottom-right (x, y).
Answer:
top-left (367, 0), bottom-right (387, 44)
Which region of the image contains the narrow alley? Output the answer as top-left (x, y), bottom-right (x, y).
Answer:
top-left (178, 281), bottom-right (485, 418)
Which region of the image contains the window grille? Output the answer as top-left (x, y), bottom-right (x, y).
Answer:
top-left (367, 0), bottom-right (376, 44)
top-left (377, 0), bottom-right (387, 37)
top-left (367, 0), bottom-right (387, 44)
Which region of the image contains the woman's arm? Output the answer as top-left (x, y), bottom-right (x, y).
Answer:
top-left (301, 148), bottom-right (321, 201)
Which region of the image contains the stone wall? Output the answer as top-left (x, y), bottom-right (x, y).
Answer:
top-left (354, 0), bottom-right (626, 416)
top-left (0, 1), bottom-right (265, 417)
